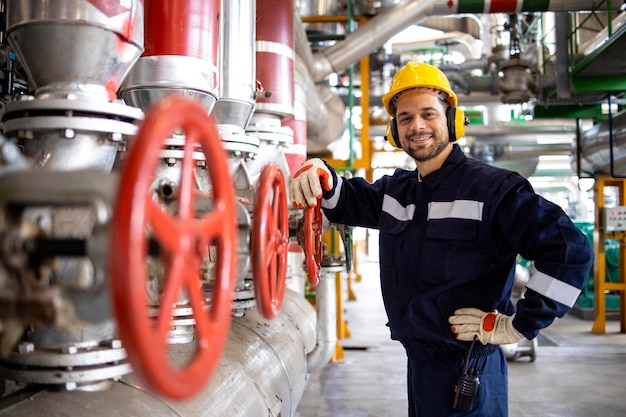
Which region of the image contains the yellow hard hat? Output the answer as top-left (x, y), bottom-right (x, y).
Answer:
top-left (381, 62), bottom-right (458, 117)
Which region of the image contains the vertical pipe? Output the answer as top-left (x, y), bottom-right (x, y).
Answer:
top-left (144, 0), bottom-right (218, 61)
top-left (307, 271), bottom-right (338, 372)
top-left (256, 0), bottom-right (295, 118)
top-left (212, 0), bottom-right (256, 128)
top-left (121, 0), bottom-right (220, 111)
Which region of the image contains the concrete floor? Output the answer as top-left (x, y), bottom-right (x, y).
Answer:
top-left (295, 259), bottom-right (626, 417)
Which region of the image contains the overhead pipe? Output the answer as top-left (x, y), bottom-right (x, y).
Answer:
top-left (301, 0), bottom-right (618, 157)
top-left (573, 108), bottom-right (626, 176)
top-left (309, 0), bottom-right (621, 83)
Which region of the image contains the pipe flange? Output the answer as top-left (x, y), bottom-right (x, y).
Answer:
top-left (2, 97), bottom-right (143, 150)
top-left (219, 124), bottom-right (260, 159)
top-left (0, 340), bottom-right (131, 390)
top-left (3, 97), bottom-right (144, 124)
top-left (147, 305), bottom-right (204, 345)
top-left (245, 125), bottom-right (294, 147)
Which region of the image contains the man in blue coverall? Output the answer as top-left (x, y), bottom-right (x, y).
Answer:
top-left (289, 61), bottom-right (594, 416)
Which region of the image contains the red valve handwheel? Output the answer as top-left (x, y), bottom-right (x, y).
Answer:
top-left (251, 163), bottom-right (289, 319)
top-left (303, 203), bottom-right (323, 286)
top-left (109, 96), bottom-right (238, 400)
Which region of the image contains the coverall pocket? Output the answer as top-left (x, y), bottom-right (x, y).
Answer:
top-left (378, 216), bottom-right (413, 302)
top-left (423, 219), bottom-right (478, 284)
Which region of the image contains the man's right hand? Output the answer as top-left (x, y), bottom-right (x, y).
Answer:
top-left (289, 158), bottom-right (333, 208)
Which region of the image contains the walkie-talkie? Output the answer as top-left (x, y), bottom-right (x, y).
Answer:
top-left (453, 336), bottom-right (480, 412)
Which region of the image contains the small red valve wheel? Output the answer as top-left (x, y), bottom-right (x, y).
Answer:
top-left (109, 96), bottom-right (238, 400)
top-left (251, 163), bottom-right (289, 319)
top-left (303, 203), bottom-right (323, 286)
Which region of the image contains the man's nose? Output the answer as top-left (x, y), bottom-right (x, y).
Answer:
top-left (410, 116), bottom-right (427, 130)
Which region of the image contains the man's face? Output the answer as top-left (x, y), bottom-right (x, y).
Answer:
top-left (395, 89), bottom-right (450, 162)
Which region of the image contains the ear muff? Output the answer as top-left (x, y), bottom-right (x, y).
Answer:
top-left (446, 106), bottom-right (468, 142)
top-left (386, 118), bottom-right (402, 149)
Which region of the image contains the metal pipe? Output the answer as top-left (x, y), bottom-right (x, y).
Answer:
top-left (311, 0), bottom-right (438, 82)
top-left (309, 0), bottom-right (615, 83)
top-left (307, 270), bottom-right (338, 373)
top-left (574, 109), bottom-right (626, 176)
top-left (119, 0), bottom-right (219, 112)
top-left (212, 0), bottom-right (256, 128)
top-left (255, 0), bottom-right (295, 119)
top-left (0, 289), bottom-right (318, 417)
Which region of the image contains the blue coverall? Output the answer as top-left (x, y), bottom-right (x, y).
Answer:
top-left (319, 144), bottom-right (594, 416)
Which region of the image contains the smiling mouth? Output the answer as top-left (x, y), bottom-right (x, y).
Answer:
top-left (408, 134), bottom-right (432, 143)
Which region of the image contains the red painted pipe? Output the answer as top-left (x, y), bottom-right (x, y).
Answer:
top-left (256, 0), bottom-right (295, 118)
top-left (143, 0), bottom-right (219, 60)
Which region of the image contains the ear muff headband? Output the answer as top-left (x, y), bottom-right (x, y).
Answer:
top-left (388, 107), bottom-right (467, 148)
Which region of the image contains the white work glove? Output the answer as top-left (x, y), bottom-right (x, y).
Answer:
top-left (448, 308), bottom-right (525, 345)
top-left (290, 158), bottom-right (333, 208)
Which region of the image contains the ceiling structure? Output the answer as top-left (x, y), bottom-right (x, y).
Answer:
top-left (294, 0), bottom-right (626, 180)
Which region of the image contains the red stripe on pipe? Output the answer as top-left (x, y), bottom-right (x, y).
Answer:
top-left (489, 0), bottom-right (518, 13)
top-left (143, 0), bottom-right (219, 60)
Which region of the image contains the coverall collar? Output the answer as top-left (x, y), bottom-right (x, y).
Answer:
top-left (417, 144), bottom-right (465, 187)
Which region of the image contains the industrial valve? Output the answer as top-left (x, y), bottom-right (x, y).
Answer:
top-left (109, 95), bottom-right (238, 400)
top-left (251, 163), bottom-right (289, 319)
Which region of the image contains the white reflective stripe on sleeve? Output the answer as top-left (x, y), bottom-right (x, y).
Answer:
top-left (525, 271), bottom-right (582, 308)
top-left (382, 194), bottom-right (415, 221)
top-left (321, 176), bottom-right (343, 209)
top-left (427, 200), bottom-right (484, 221)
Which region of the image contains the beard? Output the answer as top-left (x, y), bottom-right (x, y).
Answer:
top-left (403, 130), bottom-right (450, 162)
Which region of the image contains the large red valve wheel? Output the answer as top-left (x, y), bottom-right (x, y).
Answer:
top-left (251, 163), bottom-right (289, 319)
top-left (303, 203), bottom-right (323, 286)
top-left (109, 96), bottom-right (238, 400)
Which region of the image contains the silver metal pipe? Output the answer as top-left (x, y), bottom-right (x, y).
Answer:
top-left (307, 270), bottom-right (337, 373)
top-left (496, 143), bottom-right (572, 159)
top-left (212, 0), bottom-right (257, 128)
top-left (310, 0), bottom-right (622, 83)
top-left (575, 110), bottom-right (626, 176)
top-left (311, 0), bottom-right (438, 82)
top-left (0, 289), bottom-right (318, 417)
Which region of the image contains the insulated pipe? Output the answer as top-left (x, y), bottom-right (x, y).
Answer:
top-left (144, 0), bottom-right (218, 62)
top-left (293, 13), bottom-right (346, 162)
top-left (575, 110), bottom-right (626, 176)
top-left (283, 58), bottom-right (311, 174)
top-left (119, 0), bottom-right (219, 112)
top-left (307, 270), bottom-right (338, 373)
top-left (310, 0), bottom-right (622, 83)
top-left (211, 0), bottom-right (256, 128)
top-left (256, 0), bottom-right (295, 118)
top-left (0, 289), bottom-right (317, 417)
